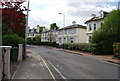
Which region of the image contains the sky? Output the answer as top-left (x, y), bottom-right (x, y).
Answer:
top-left (23, 0), bottom-right (119, 29)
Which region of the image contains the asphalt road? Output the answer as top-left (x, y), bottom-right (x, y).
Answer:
top-left (28, 45), bottom-right (119, 80)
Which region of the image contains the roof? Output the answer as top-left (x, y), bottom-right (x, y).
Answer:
top-left (27, 28), bottom-right (39, 34)
top-left (85, 11), bottom-right (109, 24)
top-left (85, 17), bottom-right (104, 24)
top-left (41, 24), bottom-right (86, 33)
top-left (41, 30), bottom-right (57, 33)
top-left (59, 24), bottom-right (87, 30)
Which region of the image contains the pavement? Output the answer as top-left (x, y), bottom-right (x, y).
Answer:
top-left (10, 49), bottom-right (52, 79)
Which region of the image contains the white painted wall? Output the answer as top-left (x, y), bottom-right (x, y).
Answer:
top-left (86, 20), bottom-right (103, 43)
top-left (57, 27), bottom-right (87, 45)
top-left (27, 33), bottom-right (40, 39)
top-left (41, 31), bottom-right (57, 42)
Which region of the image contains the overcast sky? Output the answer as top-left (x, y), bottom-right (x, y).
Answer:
top-left (23, 0), bottom-right (119, 29)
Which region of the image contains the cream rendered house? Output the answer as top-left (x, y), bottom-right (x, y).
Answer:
top-left (85, 10), bottom-right (109, 43)
top-left (56, 21), bottom-right (87, 45)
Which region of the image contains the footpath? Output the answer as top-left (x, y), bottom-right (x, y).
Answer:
top-left (10, 49), bottom-right (52, 80)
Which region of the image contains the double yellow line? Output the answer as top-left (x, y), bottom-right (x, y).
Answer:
top-left (38, 54), bottom-right (56, 81)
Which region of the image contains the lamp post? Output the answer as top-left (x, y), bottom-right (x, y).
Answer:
top-left (59, 13), bottom-right (65, 46)
top-left (59, 13), bottom-right (65, 28)
top-left (25, 0), bottom-right (30, 56)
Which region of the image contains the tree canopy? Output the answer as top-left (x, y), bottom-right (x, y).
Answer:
top-left (50, 23), bottom-right (59, 30)
top-left (1, 2), bottom-right (28, 37)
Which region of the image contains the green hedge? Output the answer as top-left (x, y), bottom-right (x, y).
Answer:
top-left (3, 34), bottom-right (25, 47)
top-left (63, 43), bottom-right (93, 53)
top-left (113, 42), bottom-right (120, 58)
top-left (40, 42), bottom-right (59, 47)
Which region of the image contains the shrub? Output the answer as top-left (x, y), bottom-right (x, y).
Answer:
top-left (113, 42), bottom-right (120, 58)
top-left (40, 42), bottom-right (59, 47)
top-left (63, 43), bottom-right (93, 53)
top-left (91, 35), bottom-right (117, 55)
top-left (27, 38), bottom-right (33, 45)
top-left (2, 34), bottom-right (25, 47)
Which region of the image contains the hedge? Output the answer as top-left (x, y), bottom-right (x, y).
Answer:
top-left (40, 42), bottom-right (59, 47)
top-left (63, 43), bottom-right (93, 53)
top-left (113, 42), bottom-right (120, 58)
top-left (3, 34), bottom-right (25, 47)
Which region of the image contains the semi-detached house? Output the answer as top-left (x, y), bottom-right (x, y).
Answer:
top-left (41, 21), bottom-right (87, 45)
top-left (85, 10), bottom-right (109, 43)
top-left (56, 21), bottom-right (87, 45)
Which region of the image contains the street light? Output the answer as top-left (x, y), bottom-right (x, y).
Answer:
top-left (59, 13), bottom-right (66, 48)
top-left (59, 13), bottom-right (65, 28)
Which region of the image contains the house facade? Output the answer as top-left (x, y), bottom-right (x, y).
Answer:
top-left (41, 30), bottom-right (57, 42)
top-left (27, 27), bottom-right (40, 39)
top-left (56, 21), bottom-right (87, 45)
top-left (85, 10), bottom-right (109, 43)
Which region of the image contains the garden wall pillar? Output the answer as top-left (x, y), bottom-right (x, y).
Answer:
top-left (18, 44), bottom-right (23, 62)
top-left (0, 47), bottom-right (2, 80)
top-left (1, 46), bottom-right (12, 79)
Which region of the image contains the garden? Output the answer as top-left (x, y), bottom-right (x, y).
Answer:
top-left (2, 2), bottom-right (28, 61)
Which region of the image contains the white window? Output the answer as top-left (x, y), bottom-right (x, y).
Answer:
top-left (94, 24), bottom-right (96, 30)
top-left (89, 24), bottom-right (92, 31)
top-left (100, 14), bottom-right (102, 18)
top-left (64, 38), bottom-right (66, 43)
top-left (59, 38), bottom-right (62, 44)
top-left (70, 38), bottom-right (73, 43)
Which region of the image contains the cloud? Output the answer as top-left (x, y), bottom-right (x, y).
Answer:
top-left (24, 0), bottom-right (118, 28)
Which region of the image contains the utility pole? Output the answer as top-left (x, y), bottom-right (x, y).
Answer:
top-left (25, 0), bottom-right (30, 57)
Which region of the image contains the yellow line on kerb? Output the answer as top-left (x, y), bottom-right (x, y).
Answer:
top-left (38, 54), bottom-right (56, 81)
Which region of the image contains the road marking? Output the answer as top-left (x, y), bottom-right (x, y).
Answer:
top-left (48, 61), bottom-right (67, 80)
top-left (37, 54), bottom-right (56, 81)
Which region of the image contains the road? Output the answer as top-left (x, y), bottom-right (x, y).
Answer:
top-left (27, 45), bottom-right (119, 80)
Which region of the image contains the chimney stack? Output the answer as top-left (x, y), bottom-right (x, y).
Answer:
top-left (72, 21), bottom-right (76, 25)
top-left (91, 14), bottom-right (96, 18)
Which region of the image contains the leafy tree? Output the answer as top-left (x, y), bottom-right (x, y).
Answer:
top-left (50, 23), bottom-right (59, 30)
top-left (1, 2), bottom-right (27, 37)
top-left (90, 10), bottom-right (120, 54)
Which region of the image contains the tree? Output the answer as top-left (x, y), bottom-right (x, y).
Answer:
top-left (90, 10), bottom-right (120, 54)
top-left (50, 23), bottom-right (59, 30)
top-left (1, 2), bottom-right (28, 37)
